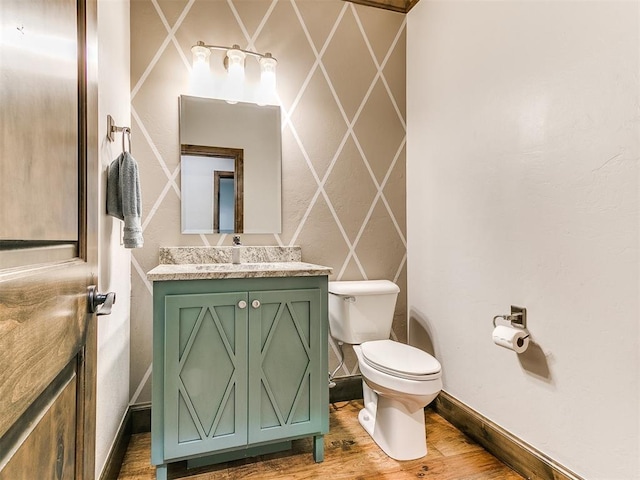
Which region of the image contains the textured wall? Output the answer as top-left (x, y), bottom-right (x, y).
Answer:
top-left (407, 1), bottom-right (639, 479)
top-left (96, 0), bottom-right (131, 476)
top-left (129, 0), bottom-right (406, 403)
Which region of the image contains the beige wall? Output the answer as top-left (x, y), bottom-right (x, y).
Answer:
top-left (407, 1), bottom-right (639, 479)
top-left (129, 0), bottom-right (407, 403)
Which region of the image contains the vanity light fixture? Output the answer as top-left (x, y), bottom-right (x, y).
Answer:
top-left (190, 41), bottom-right (277, 105)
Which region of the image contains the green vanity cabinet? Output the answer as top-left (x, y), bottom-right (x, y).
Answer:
top-left (151, 276), bottom-right (329, 479)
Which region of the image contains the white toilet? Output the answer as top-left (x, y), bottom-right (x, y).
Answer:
top-left (328, 280), bottom-right (442, 461)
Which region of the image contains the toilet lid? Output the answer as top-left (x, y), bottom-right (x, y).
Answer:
top-left (328, 280), bottom-right (400, 296)
top-left (361, 340), bottom-right (441, 378)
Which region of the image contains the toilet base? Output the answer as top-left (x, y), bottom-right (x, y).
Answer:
top-left (358, 383), bottom-right (428, 461)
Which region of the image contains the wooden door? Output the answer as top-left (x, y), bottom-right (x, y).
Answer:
top-left (163, 292), bottom-right (248, 460)
top-left (248, 289), bottom-right (323, 444)
top-left (0, 0), bottom-right (98, 478)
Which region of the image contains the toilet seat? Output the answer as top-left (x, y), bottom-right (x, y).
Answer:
top-left (361, 340), bottom-right (441, 381)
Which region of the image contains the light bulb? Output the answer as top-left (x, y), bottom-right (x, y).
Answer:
top-left (191, 44), bottom-right (210, 67)
top-left (226, 47), bottom-right (246, 78)
top-left (258, 54), bottom-right (277, 105)
top-left (190, 44), bottom-right (212, 97)
top-left (225, 46), bottom-right (246, 103)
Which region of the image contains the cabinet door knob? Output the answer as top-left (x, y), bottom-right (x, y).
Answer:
top-left (251, 299), bottom-right (261, 309)
top-left (238, 300), bottom-right (247, 309)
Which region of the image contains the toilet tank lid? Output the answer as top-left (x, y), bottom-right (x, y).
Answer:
top-left (328, 280), bottom-right (400, 296)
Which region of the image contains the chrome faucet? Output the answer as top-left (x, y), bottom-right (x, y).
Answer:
top-left (232, 235), bottom-right (242, 264)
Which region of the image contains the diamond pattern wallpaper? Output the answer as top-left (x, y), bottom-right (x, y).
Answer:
top-left (129, 0), bottom-right (406, 403)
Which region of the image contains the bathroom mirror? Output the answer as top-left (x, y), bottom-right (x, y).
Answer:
top-left (179, 95), bottom-right (282, 234)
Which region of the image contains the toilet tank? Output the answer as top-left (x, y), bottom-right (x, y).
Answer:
top-left (328, 280), bottom-right (400, 344)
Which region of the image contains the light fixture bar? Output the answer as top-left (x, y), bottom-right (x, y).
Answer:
top-left (190, 41), bottom-right (278, 105)
top-left (192, 41), bottom-right (277, 63)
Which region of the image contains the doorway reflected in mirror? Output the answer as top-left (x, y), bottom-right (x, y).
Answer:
top-left (181, 144), bottom-right (243, 234)
top-left (214, 171), bottom-right (235, 233)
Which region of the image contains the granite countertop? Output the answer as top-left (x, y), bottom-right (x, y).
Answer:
top-left (159, 245), bottom-right (302, 265)
top-left (147, 261), bottom-right (332, 281)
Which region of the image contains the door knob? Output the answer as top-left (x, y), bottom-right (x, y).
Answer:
top-left (251, 299), bottom-right (261, 309)
top-left (238, 300), bottom-right (247, 309)
top-left (88, 285), bottom-right (116, 316)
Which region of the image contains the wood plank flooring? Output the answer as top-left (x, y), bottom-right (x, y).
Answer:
top-left (117, 401), bottom-right (524, 480)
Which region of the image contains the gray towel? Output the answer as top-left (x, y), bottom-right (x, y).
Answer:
top-left (107, 152), bottom-right (143, 248)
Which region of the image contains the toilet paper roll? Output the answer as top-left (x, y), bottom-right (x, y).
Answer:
top-left (492, 325), bottom-right (530, 353)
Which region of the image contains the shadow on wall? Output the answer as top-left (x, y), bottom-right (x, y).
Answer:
top-left (407, 308), bottom-right (438, 358)
top-left (518, 340), bottom-right (554, 384)
top-left (409, 308), bottom-right (554, 385)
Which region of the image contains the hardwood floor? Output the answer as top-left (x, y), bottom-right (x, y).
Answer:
top-left (117, 401), bottom-right (524, 480)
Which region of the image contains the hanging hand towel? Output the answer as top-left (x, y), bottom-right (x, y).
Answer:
top-left (107, 152), bottom-right (144, 248)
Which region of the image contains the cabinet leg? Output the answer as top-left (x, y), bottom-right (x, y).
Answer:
top-left (156, 464), bottom-right (167, 480)
top-left (313, 435), bottom-right (324, 462)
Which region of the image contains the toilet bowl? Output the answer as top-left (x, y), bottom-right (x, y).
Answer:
top-left (327, 280), bottom-right (443, 461)
top-left (354, 340), bottom-right (442, 460)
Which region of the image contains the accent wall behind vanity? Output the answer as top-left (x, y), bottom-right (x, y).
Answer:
top-left (129, 0), bottom-right (407, 403)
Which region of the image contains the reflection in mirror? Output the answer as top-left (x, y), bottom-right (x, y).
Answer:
top-left (214, 171), bottom-right (234, 233)
top-left (179, 95), bottom-right (282, 234)
top-left (181, 145), bottom-right (243, 234)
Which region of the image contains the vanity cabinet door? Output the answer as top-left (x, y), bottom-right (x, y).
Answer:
top-left (247, 289), bottom-right (323, 444)
top-left (164, 292), bottom-right (249, 460)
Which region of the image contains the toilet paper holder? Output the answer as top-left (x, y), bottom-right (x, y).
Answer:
top-left (493, 305), bottom-right (527, 329)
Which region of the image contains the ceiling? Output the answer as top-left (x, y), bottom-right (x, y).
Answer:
top-left (346, 0), bottom-right (420, 14)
